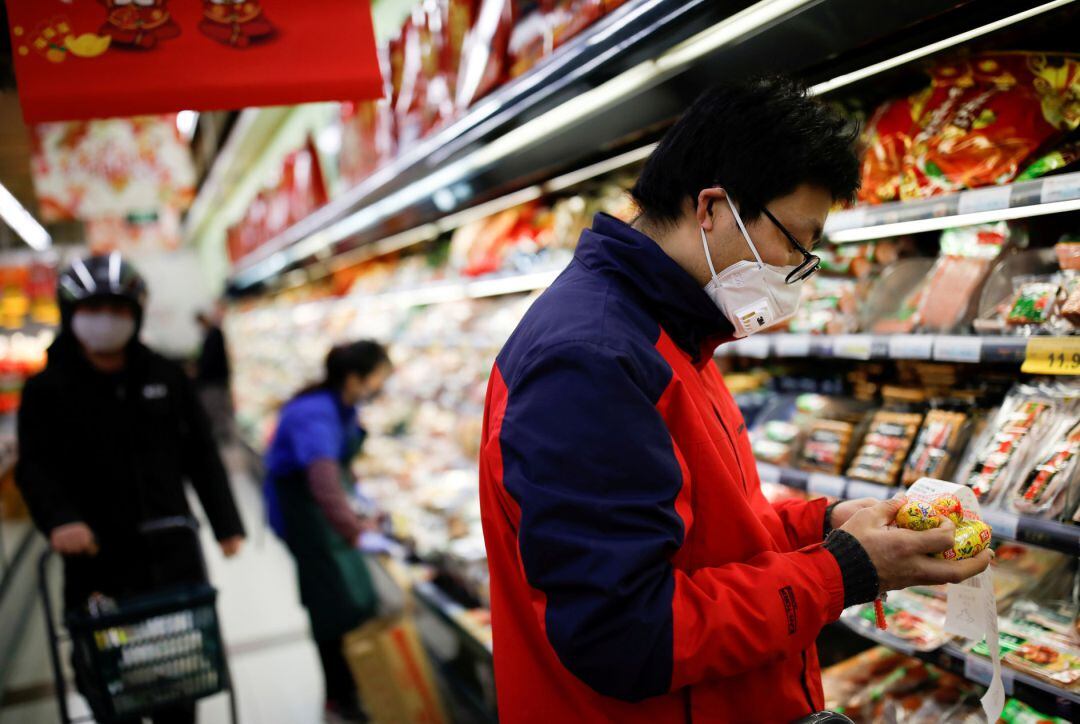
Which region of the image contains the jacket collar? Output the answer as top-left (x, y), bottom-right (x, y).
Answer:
top-left (46, 332), bottom-right (151, 379)
top-left (575, 214), bottom-right (734, 362)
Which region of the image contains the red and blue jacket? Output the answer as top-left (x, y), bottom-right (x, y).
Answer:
top-left (479, 214), bottom-right (877, 722)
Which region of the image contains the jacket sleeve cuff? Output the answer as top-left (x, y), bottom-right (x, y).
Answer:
top-left (823, 529), bottom-right (879, 609)
top-left (822, 500), bottom-right (841, 539)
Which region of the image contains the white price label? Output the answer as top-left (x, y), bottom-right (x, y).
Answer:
top-left (807, 473), bottom-right (846, 498)
top-left (933, 336), bottom-right (982, 363)
top-left (833, 334), bottom-right (873, 360)
top-left (824, 206), bottom-right (869, 234)
top-left (733, 336), bottom-right (771, 359)
top-left (957, 186), bottom-right (1011, 215)
top-left (774, 334), bottom-right (811, 358)
top-left (847, 480), bottom-right (893, 500)
top-left (1041, 173), bottom-right (1080, 203)
top-left (757, 462), bottom-right (782, 485)
top-left (979, 508), bottom-right (1019, 541)
top-left (887, 334), bottom-right (935, 360)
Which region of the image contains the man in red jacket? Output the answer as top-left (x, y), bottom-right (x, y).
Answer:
top-left (479, 78), bottom-right (991, 723)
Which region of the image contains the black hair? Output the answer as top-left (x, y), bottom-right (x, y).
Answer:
top-left (630, 77), bottom-right (860, 225)
top-left (293, 339), bottom-right (391, 399)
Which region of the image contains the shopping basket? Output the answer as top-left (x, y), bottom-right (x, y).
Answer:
top-left (38, 517), bottom-right (238, 723)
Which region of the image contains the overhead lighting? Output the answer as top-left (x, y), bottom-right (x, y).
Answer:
top-left (0, 181), bottom-right (51, 251)
top-left (176, 110), bottom-right (199, 140)
top-left (810, 0), bottom-right (1074, 95)
top-left (543, 144), bottom-right (657, 193)
top-left (827, 198), bottom-right (1080, 242)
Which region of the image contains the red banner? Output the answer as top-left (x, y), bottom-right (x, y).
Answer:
top-left (6, 1), bottom-right (383, 123)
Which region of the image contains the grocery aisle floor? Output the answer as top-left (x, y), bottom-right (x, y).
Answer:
top-left (0, 447), bottom-right (327, 724)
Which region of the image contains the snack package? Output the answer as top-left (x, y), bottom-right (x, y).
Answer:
top-left (916, 224), bottom-right (1008, 333)
top-left (787, 276), bottom-right (859, 335)
top-left (971, 626), bottom-right (1080, 690)
top-left (846, 411), bottom-right (924, 486)
top-left (1006, 279), bottom-right (1064, 326)
top-left (999, 698), bottom-right (1072, 724)
top-left (902, 410), bottom-right (969, 486)
top-left (842, 587), bottom-right (955, 652)
top-left (955, 382), bottom-right (1073, 503)
top-left (1016, 138), bottom-right (1080, 182)
top-left (456, 0), bottom-right (514, 109)
top-left (1054, 239), bottom-right (1080, 272)
top-left (797, 419), bottom-right (855, 474)
top-left (507, 5), bottom-right (552, 79)
top-left (859, 53), bottom-right (1080, 204)
top-left (1010, 417), bottom-right (1080, 518)
top-left (548, 0), bottom-right (605, 48)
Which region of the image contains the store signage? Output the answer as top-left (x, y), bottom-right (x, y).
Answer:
top-left (6, 1), bottom-right (382, 123)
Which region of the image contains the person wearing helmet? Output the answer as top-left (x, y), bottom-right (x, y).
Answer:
top-left (15, 253), bottom-right (245, 724)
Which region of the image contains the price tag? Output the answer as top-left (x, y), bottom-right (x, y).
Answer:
top-left (774, 334), bottom-right (811, 358)
top-left (807, 473), bottom-right (846, 498)
top-left (757, 462), bottom-right (782, 484)
top-left (823, 206), bottom-right (868, 234)
top-left (979, 508), bottom-right (1019, 541)
top-left (1021, 336), bottom-right (1080, 375)
top-left (733, 336), bottom-right (771, 359)
top-left (833, 334), bottom-right (873, 360)
top-left (1040, 173), bottom-right (1080, 203)
top-left (847, 480), bottom-right (893, 501)
top-left (933, 336), bottom-right (982, 363)
top-left (887, 334), bottom-right (934, 360)
top-left (957, 186), bottom-right (1011, 215)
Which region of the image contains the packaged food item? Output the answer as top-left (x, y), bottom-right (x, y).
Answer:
top-left (895, 500), bottom-right (941, 531)
top-left (507, 6), bottom-right (551, 79)
top-left (787, 276), bottom-right (859, 335)
top-left (842, 587), bottom-right (955, 652)
top-left (1011, 417), bottom-right (1080, 517)
top-left (847, 411), bottom-right (924, 486)
top-left (1006, 279), bottom-right (1063, 326)
top-left (932, 494), bottom-right (964, 525)
top-left (971, 627), bottom-right (1080, 689)
top-left (916, 224), bottom-right (1008, 333)
top-left (797, 419), bottom-right (854, 474)
top-left (1016, 139), bottom-right (1080, 182)
top-left (1054, 239), bottom-right (1080, 271)
top-left (753, 420), bottom-right (800, 466)
top-left (902, 410), bottom-right (969, 486)
top-left (933, 519), bottom-right (992, 560)
top-left (859, 53), bottom-right (1080, 204)
top-left (999, 698), bottom-right (1072, 724)
top-left (955, 382), bottom-right (1074, 503)
top-left (456, 0), bottom-right (514, 109)
top-left (1062, 286), bottom-right (1080, 326)
top-left (548, 0), bottom-right (605, 48)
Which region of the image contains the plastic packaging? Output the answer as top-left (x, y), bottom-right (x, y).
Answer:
top-left (1010, 417), bottom-right (1080, 518)
top-left (903, 410), bottom-right (970, 486)
top-left (916, 224), bottom-right (1008, 333)
top-left (847, 411), bottom-right (924, 486)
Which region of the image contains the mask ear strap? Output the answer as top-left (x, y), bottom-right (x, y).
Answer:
top-left (724, 193), bottom-right (765, 268)
top-left (700, 226), bottom-right (719, 279)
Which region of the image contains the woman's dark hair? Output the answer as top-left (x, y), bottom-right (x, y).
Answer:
top-left (631, 77), bottom-right (861, 225)
top-left (294, 339), bottom-right (390, 399)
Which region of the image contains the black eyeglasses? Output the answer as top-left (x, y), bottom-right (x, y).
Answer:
top-left (761, 207), bottom-right (821, 284)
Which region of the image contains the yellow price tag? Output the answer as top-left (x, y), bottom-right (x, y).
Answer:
top-left (1022, 336), bottom-right (1080, 375)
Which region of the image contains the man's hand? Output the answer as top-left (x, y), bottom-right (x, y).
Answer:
top-left (829, 498), bottom-right (877, 530)
top-left (839, 498), bottom-right (992, 592)
top-left (50, 522), bottom-right (98, 556)
top-left (218, 536), bottom-right (244, 558)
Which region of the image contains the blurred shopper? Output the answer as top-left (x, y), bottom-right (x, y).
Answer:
top-left (194, 304), bottom-right (234, 445)
top-left (263, 340), bottom-right (393, 724)
top-left (17, 254), bottom-right (245, 724)
top-left (479, 78), bottom-right (992, 723)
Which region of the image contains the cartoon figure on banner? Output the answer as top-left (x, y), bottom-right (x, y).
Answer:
top-left (199, 0), bottom-right (277, 49)
top-left (99, 0), bottom-right (181, 51)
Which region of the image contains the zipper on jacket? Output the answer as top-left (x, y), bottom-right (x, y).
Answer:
top-left (799, 650), bottom-right (815, 715)
top-left (711, 405), bottom-right (749, 493)
top-left (683, 686), bottom-right (692, 724)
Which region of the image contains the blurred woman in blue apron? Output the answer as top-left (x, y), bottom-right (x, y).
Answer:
top-left (263, 341), bottom-right (392, 724)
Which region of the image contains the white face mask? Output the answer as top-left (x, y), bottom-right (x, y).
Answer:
top-left (702, 195), bottom-right (804, 338)
top-left (72, 311), bottom-right (136, 354)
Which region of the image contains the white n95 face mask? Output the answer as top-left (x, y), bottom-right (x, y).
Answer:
top-left (702, 195), bottom-right (803, 338)
top-left (72, 311), bottom-right (136, 353)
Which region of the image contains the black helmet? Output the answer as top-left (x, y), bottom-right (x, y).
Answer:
top-left (57, 253), bottom-right (147, 328)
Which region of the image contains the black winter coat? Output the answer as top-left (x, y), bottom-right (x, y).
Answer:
top-left (15, 334), bottom-right (245, 608)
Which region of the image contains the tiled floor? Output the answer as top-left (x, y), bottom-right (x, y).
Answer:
top-left (0, 450), bottom-right (328, 724)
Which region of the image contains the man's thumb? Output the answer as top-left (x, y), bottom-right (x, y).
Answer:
top-left (869, 496), bottom-right (905, 525)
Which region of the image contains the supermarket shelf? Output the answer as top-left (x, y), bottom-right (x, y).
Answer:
top-left (756, 462), bottom-right (1080, 557)
top-left (413, 580), bottom-right (493, 658)
top-left (229, 0), bottom-right (1055, 289)
top-left (837, 619), bottom-right (1080, 721)
top-left (825, 172), bottom-right (1080, 242)
top-left (718, 333), bottom-right (1032, 365)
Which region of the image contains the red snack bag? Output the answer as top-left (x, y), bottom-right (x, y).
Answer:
top-left (548, 0), bottom-right (605, 48)
top-left (456, 0), bottom-right (515, 109)
top-left (508, 6), bottom-right (552, 79)
top-left (860, 53), bottom-right (1080, 204)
